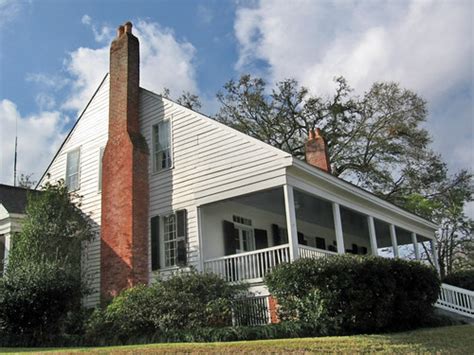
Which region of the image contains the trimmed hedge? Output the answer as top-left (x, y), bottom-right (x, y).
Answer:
top-left (265, 255), bottom-right (440, 335)
top-left (85, 271), bottom-right (247, 344)
top-left (0, 260), bottom-right (86, 346)
top-left (443, 270), bottom-right (474, 291)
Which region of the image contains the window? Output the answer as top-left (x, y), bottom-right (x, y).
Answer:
top-left (150, 210), bottom-right (187, 270)
top-left (66, 148), bottom-right (80, 191)
top-left (98, 147), bottom-right (104, 191)
top-left (163, 214), bottom-right (177, 267)
top-left (152, 120), bottom-right (172, 172)
top-left (233, 216), bottom-right (255, 253)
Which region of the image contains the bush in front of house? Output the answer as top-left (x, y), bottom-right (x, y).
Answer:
top-left (0, 260), bottom-right (87, 346)
top-left (443, 269), bottom-right (474, 291)
top-left (265, 255), bottom-right (440, 335)
top-left (0, 182), bottom-right (93, 347)
top-left (85, 271), bottom-right (248, 345)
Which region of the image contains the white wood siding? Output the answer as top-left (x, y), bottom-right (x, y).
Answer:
top-left (139, 91), bottom-right (292, 278)
top-left (39, 77), bottom-right (109, 307)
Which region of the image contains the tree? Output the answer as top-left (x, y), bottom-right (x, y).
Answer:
top-left (215, 74), bottom-right (472, 275)
top-left (161, 88), bottom-right (202, 111)
top-left (0, 181), bottom-right (93, 344)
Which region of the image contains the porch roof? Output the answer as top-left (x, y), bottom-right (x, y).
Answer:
top-left (291, 158), bottom-right (438, 231)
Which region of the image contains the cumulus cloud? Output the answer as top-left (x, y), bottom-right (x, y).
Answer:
top-left (63, 18), bottom-right (198, 112)
top-left (234, 0), bottom-right (473, 173)
top-left (0, 17), bottom-right (200, 185)
top-left (0, 99), bottom-right (67, 185)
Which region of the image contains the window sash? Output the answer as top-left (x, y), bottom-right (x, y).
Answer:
top-left (66, 149), bottom-right (80, 191)
top-left (153, 120), bottom-right (172, 171)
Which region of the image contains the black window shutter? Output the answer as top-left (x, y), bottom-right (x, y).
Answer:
top-left (176, 210), bottom-right (187, 266)
top-left (271, 224), bottom-right (281, 245)
top-left (298, 232), bottom-right (307, 245)
top-left (254, 229), bottom-right (268, 250)
top-left (316, 237), bottom-right (326, 250)
top-left (150, 216), bottom-right (160, 271)
top-left (223, 220), bottom-right (237, 255)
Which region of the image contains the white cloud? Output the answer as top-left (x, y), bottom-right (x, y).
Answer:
top-left (63, 19), bottom-right (198, 112)
top-left (81, 14), bottom-right (91, 25)
top-left (0, 0), bottom-right (25, 29)
top-left (0, 100), bottom-right (67, 185)
top-left (0, 18), bottom-right (201, 185)
top-left (234, 0), bottom-right (473, 173)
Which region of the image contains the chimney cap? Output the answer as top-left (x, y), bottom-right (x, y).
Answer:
top-left (124, 21), bottom-right (133, 33)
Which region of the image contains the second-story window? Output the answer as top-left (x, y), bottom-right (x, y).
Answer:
top-left (152, 120), bottom-right (172, 172)
top-left (66, 148), bottom-right (80, 191)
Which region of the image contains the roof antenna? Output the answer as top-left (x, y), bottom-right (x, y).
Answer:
top-left (13, 115), bottom-right (18, 187)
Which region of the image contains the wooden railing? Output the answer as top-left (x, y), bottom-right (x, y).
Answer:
top-left (435, 283), bottom-right (474, 318)
top-left (299, 245), bottom-right (338, 259)
top-left (204, 244), bottom-right (290, 282)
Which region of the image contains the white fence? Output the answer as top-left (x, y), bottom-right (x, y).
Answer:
top-left (435, 283), bottom-right (474, 318)
top-left (204, 244), bottom-right (290, 282)
top-left (299, 245), bottom-right (338, 259)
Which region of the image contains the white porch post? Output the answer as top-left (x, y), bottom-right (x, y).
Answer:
top-left (196, 207), bottom-right (205, 272)
top-left (412, 232), bottom-right (421, 260)
top-left (430, 239), bottom-right (440, 273)
top-left (332, 202), bottom-right (345, 254)
top-left (283, 185), bottom-right (300, 261)
top-left (389, 224), bottom-right (399, 258)
top-left (367, 216), bottom-right (378, 256)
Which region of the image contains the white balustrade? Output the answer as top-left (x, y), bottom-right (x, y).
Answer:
top-left (299, 245), bottom-right (338, 259)
top-left (204, 244), bottom-right (290, 282)
top-left (435, 283), bottom-right (474, 318)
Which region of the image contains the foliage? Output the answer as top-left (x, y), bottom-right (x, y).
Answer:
top-left (0, 260), bottom-right (86, 346)
top-left (443, 269), bottom-right (474, 291)
top-left (86, 271), bottom-right (248, 344)
top-left (0, 181), bottom-right (93, 346)
top-left (265, 256), bottom-right (440, 335)
top-left (7, 181), bottom-right (92, 275)
top-left (161, 87), bottom-right (202, 110)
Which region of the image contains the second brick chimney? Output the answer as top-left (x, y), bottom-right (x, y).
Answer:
top-left (305, 128), bottom-right (331, 173)
top-left (100, 22), bottom-right (150, 301)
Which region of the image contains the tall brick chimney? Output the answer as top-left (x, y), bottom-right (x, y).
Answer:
top-left (305, 128), bottom-right (331, 173)
top-left (100, 22), bottom-right (149, 301)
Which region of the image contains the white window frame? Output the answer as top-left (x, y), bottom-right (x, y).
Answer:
top-left (65, 148), bottom-right (81, 191)
top-left (233, 218), bottom-right (255, 253)
top-left (0, 234), bottom-right (5, 277)
top-left (152, 118), bottom-right (173, 173)
top-left (159, 210), bottom-right (186, 269)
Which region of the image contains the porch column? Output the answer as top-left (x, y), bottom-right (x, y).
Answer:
top-left (283, 185), bottom-right (300, 261)
top-left (412, 232), bottom-right (421, 260)
top-left (430, 239), bottom-right (440, 273)
top-left (389, 224), bottom-right (399, 258)
top-left (196, 207), bottom-right (205, 272)
top-left (367, 216), bottom-right (378, 256)
top-left (332, 202), bottom-right (345, 254)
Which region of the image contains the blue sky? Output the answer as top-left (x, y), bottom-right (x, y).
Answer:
top-left (0, 0), bottom-right (472, 210)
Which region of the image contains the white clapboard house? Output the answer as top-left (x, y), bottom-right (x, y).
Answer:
top-left (24, 22), bottom-right (471, 322)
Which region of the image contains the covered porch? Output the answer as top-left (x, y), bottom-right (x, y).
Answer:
top-left (199, 185), bottom-right (438, 283)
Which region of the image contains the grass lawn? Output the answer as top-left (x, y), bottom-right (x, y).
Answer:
top-left (1, 325), bottom-right (473, 354)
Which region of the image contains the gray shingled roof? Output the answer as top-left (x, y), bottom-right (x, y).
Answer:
top-left (0, 184), bottom-right (39, 214)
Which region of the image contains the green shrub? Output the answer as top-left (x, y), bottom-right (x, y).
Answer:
top-left (0, 260), bottom-right (87, 346)
top-left (265, 256), bottom-right (440, 335)
top-left (443, 269), bottom-right (474, 290)
top-left (86, 271), bottom-right (247, 344)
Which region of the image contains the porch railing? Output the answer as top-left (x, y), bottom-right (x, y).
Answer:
top-left (299, 245), bottom-right (338, 259)
top-left (204, 244), bottom-right (290, 283)
top-left (435, 283), bottom-right (474, 318)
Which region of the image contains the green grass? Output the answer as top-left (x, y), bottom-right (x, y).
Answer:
top-left (1, 325), bottom-right (473, 354)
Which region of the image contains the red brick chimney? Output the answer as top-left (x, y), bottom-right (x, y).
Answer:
top-left (100, 22), bottom-right (149, 301)
top-left (305, 128), bottom-right (331, 173)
